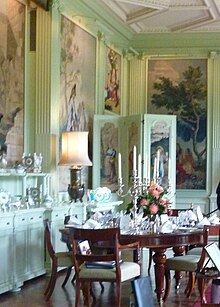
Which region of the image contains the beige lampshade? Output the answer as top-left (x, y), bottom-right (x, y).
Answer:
top-left (58, 131), bottom-right (92, 167)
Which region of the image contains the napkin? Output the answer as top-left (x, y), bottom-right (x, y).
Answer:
top-left (197, 217), bottom-right (211, 228)
top-left (208, 214), bottom-right (220, 225)
top-left (196, 206), bottom-right (204, 222)
top-left (188, 210), bottom-right (197, 222)
top-left (178, 211), bottom-right (188, 225)
top-left (159, 221), bottom-right (173, 233)
top-left (92, 211), bottom-right (103, 220)
top-left (83, 218), bottom-right (101, 229)
top-left (67, 215), bottom-right (82, 227)
top-left (119, 214), bottom-right (130, 231)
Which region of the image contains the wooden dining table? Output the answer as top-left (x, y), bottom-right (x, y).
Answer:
top-left (60, 227), bottom-right (204, 305)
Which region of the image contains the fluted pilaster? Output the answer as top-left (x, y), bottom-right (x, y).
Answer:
top-left (35, 8), bottom-right (52, 172)
top-left (128, 58), bottom-right (146, 115)
top-left (209, 52), bottom-right (220, 210)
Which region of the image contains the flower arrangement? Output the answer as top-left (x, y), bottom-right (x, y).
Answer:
top-left (126, 181), bottom-right (171, 220)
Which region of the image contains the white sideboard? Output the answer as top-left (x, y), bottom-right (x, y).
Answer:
top-left (13, 208), bottom-right (46, 289)
top-left (0, 212), bottom-right (14, 294)
top-left (0, 208), bottom-right (45, 294)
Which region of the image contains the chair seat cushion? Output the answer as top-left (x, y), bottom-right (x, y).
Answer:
top-left (187, 247), bottom-right (203, 255)
top-left (121, 262), bottom-right (140, 282)
top-left (79, 261), bottom-right (140, 281)
top-left (165, 255), bottom-right (201, 272)
top-left (55, 251), bottom-right (73, 267)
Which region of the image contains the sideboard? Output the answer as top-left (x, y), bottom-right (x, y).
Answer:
top-left (0, 208), bottom-right (45, 294)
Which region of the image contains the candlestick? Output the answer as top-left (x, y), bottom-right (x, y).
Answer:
top-left (118, 153), bottom-right (122, 179)
top-left (133, 146), bottom-right (136, 171)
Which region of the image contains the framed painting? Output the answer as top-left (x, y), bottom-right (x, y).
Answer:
top-left (121, 115), bottom-right (142, 189)
top-left (93, 115), bottom-right (142, 194)
top-left (59, 15), bottom-right (96, 191)
top-left (104, 47), bottom-right (121, 115)
top-left (142, 114), bottom-right (177, 205)
top-left (147, 59), bottom-right (207, 190)
top-left (93, 115), bottom-right (120, 193)
top-left (0, 0), bottom-right (25, 164)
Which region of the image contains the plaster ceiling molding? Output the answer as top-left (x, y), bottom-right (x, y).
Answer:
top-left (99, 0), bottom-right (220, 33)
top-left (115, 0), bottom-right (170, 9)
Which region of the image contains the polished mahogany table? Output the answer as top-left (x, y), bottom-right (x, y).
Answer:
top-left (60, 227), bottom-right (203, 304)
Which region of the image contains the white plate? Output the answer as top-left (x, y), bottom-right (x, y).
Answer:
top-left (178, 227), bottom-right (197, 232)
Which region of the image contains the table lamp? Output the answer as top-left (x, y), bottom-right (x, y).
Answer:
top-left (58, 131), bottom-right (92, 202)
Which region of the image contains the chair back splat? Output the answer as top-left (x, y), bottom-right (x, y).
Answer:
top-left (71, 227), bottom-right (140, 307)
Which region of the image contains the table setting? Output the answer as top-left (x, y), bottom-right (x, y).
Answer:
top-left (64, 201), bottom-right (220, 236)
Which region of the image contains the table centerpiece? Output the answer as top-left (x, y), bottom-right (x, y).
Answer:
top-left (125, 180), bottom-right (172, 222)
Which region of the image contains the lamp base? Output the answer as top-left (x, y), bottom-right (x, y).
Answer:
top-left (68, 184), bottom-right (84, 202)
top-left (68, 168), bottom-right (85, 202)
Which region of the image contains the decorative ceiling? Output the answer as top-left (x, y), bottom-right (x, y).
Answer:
top-left (99, 0), bottom-right (220, 33)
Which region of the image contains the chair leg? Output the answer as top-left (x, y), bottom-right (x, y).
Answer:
top-left (184, 273), bottom-right (192, 295)
top-left (45, 262), bottom-right (58, 301)
top-left (198, 276), bottom-right (207, 304)
top-left (148, 248), bottom-right (153, 274)
top-left (75, 279), bottom-right (81, 307)
top-left (83, 281), bottom-right (91, 307)
top-left (185, 273), bottom-right (195, 298)
top-left (62, 266), bottom-right (72, 287)
top-left (116, 281), bottom-right (121, 307)
top-left (163, 269), bottom-right (171, 302)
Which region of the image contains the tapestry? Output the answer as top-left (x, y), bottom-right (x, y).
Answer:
top-left (0, 0), bottom-right (25, 164)
top-left (148, 59), bottom-right (207, 190)
top-left (59, 15), bottom-right (96, 191)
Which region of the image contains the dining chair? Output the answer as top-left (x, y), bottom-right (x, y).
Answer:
top-left (71, 227), bottom-right (140, 307)
top-left (163, 224), bottom-right (220, 302)
top-left (147, 208), bottom-right (188, 274)
top-left (44, 220), bottom-right (74, 301)
top-left (197, 242), bottom-right (220, 304)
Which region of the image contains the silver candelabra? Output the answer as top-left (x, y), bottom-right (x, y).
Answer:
top-left (117, 170), bottom-right (150, 223)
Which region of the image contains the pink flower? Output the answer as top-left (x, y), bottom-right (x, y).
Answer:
top-left (151, 189), bottom-right (160, 199)
top-left (160, 198), bottom-right (171, 206)
top-left (148, 186), bottom-right (155, 194)
top-left (140, 199), bottom-right (149, 206)
top-left (157, 185), bottom-right (164, 193)
top-left (149, 203), bottom-right (159, 214)
top-left (160, 198), bottom-right (167, 205)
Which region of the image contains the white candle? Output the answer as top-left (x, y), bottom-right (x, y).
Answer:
top-left (118, 153), bottom-right (122, 179)
top-left (138, 154), bottom-right (142, 178)
top-left (156, 150), bottom-right (160, 178)
top-left (133, 146), bottom-right (136, 171)
top-left (153, 157), bottom-right (157, 180)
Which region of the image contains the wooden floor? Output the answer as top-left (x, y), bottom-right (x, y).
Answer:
top-left (0, 249), bottom-right (203, 307)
